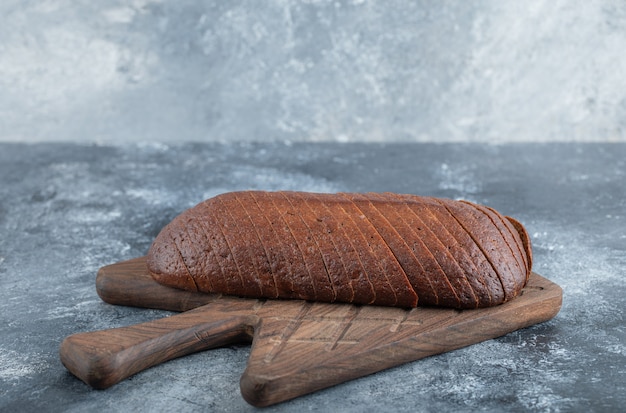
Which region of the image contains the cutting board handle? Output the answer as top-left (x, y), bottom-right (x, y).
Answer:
top-left (60, 308), bottom-right (257, 389)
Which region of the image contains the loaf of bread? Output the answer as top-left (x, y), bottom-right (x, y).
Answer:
top-left (146, 191), bottom-right (532, 309)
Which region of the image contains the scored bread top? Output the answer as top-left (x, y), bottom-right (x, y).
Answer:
top-left (146, 191), bottom-right (532, 309)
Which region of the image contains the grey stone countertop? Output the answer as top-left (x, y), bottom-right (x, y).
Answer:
top-left (1, 142), bottom-right (624, 412)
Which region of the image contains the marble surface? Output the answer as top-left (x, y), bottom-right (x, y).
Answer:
top-left (2, 1), bottom-right (626, 144)
top-left (0, 142), bottom-right (624, 412)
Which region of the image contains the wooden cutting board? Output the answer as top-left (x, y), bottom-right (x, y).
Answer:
top-left (60, 257), bottom-right (562, 407)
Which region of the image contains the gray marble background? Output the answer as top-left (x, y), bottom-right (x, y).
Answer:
top-left (2, 0), bottom-right (626, 144)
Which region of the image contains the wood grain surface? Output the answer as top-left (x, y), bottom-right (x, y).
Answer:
top-left (60, 257), bottom-right (562, 407)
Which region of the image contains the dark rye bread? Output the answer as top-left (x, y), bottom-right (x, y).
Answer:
top-left (147, 191), bottom-right (533, 309)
